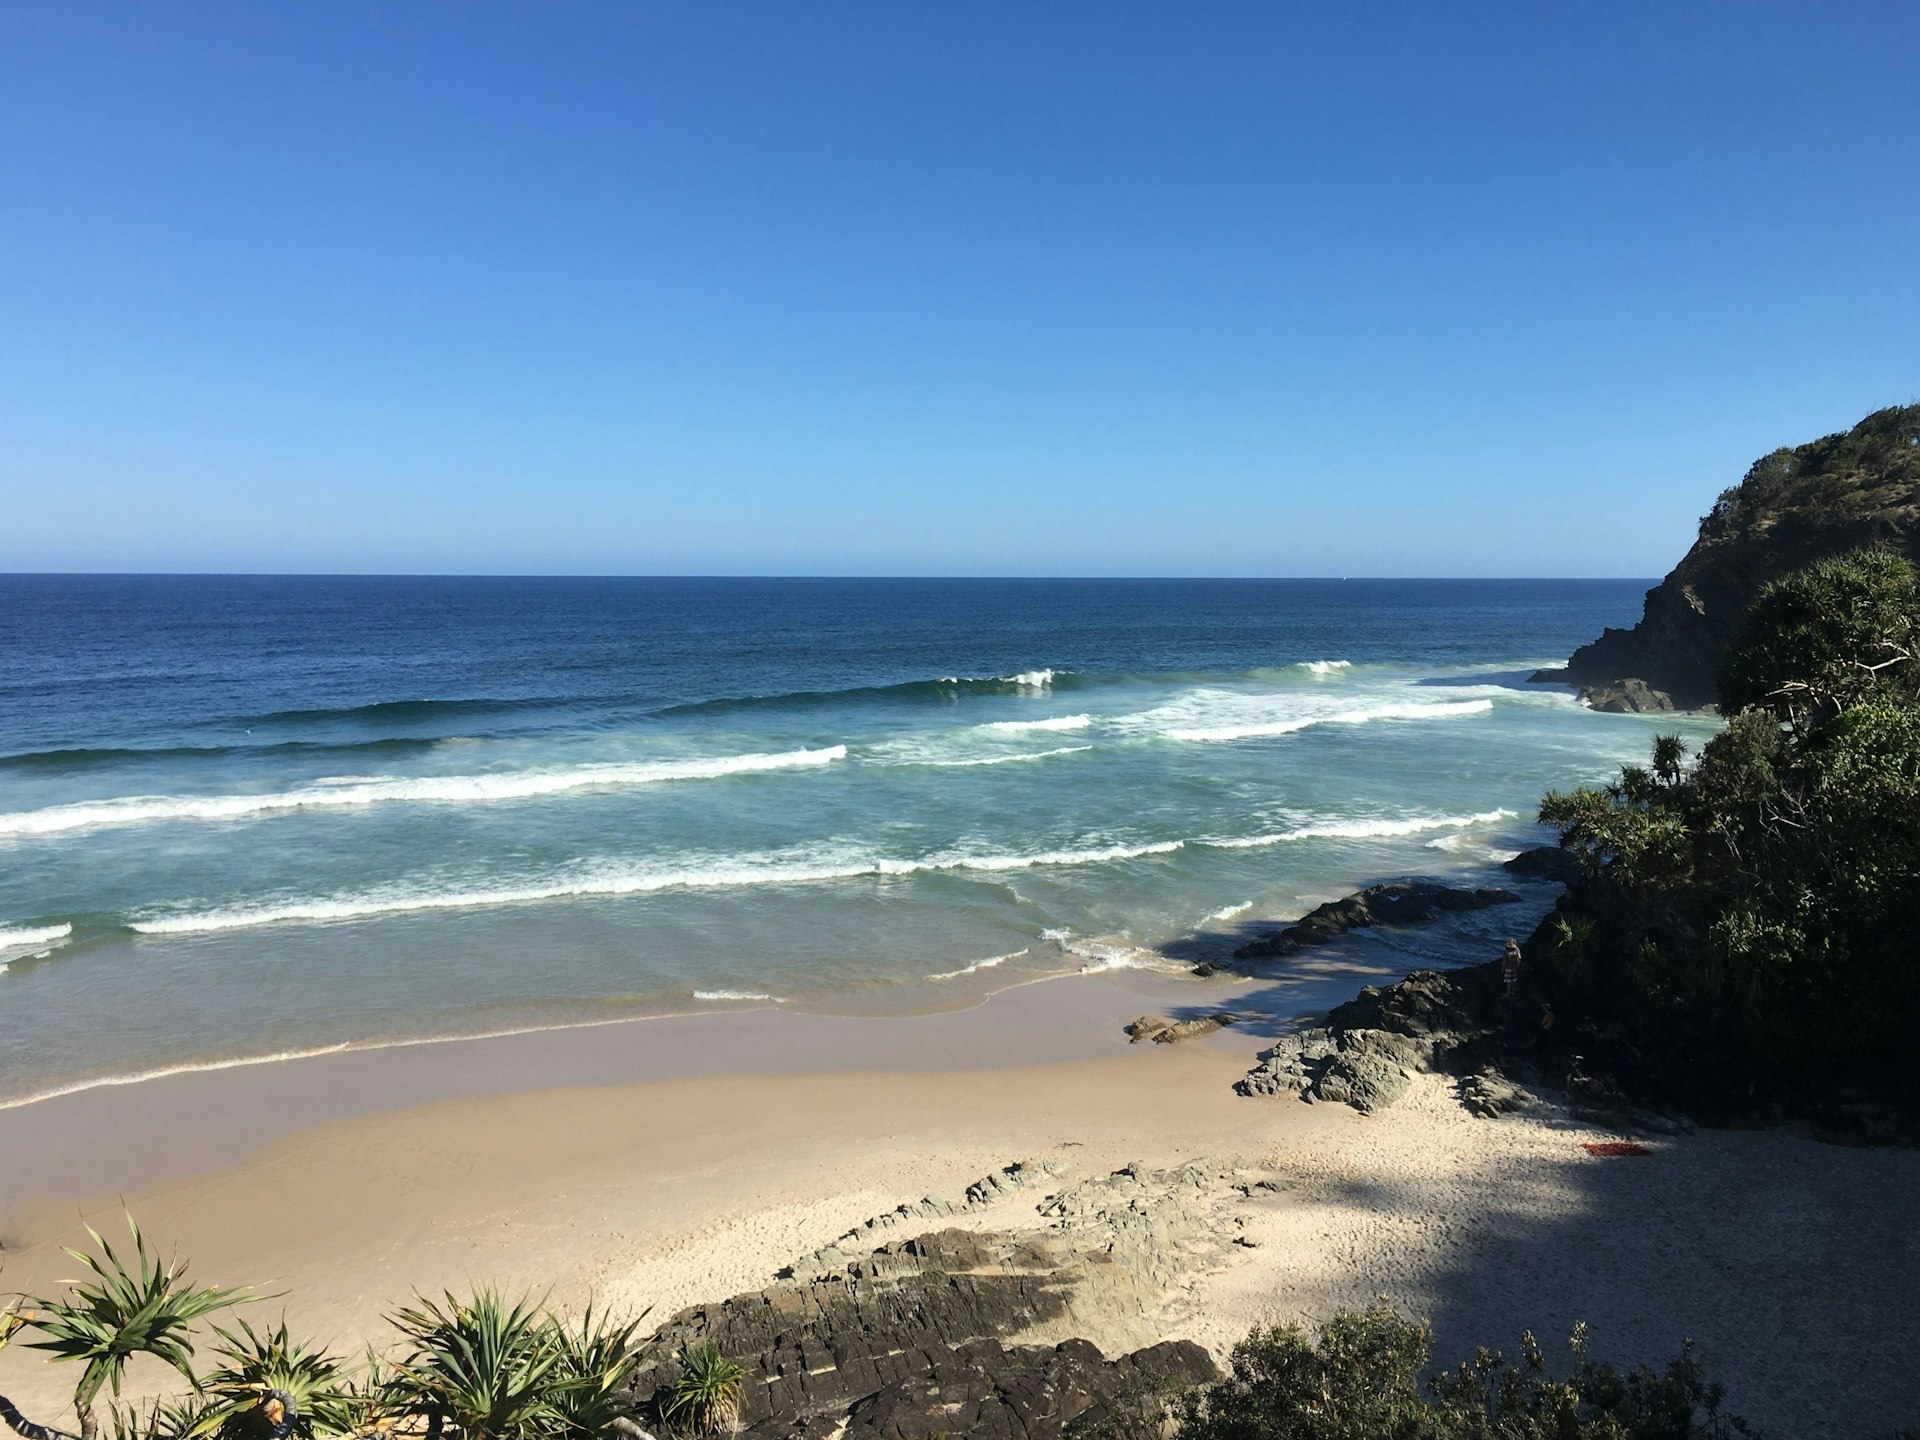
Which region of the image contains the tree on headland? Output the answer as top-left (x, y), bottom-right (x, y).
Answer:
top-left (1537, 545), bottom-right (1920, 1110)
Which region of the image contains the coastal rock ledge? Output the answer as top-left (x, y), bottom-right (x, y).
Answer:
top-left (1237, 964), bottom-right (1521, 1114)
top-left (1230, 881), bottom-right (1519, 962)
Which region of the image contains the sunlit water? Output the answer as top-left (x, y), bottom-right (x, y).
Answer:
top-left (0, 577), bottom-right (1717, 1103)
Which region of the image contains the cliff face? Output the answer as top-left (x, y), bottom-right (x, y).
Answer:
top-left (1563, 404), bottom-right (1920, 707)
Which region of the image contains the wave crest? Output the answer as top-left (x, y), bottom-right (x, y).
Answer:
top-left (0, 746), bottom-right (847, 838)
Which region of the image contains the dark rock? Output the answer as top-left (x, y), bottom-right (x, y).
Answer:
top-left (1577, 678), bottom-right (1676, 713)
top-left (1502, 846), bottom-right (1583, 886)
top-left (1189, 962), bottom-right (1218, 977)
top-left (1150, 1013), bottom-right (1236, 1044)
top-left (1457, 1070), bottom-right (1534, 1118)
top-left (1237, 964), bottom-right (1521, 1115)
top-left (1124, 1015), bottom-right (1169, 1042)
top-left (1232, 881), bottom-right (1520, 961)
top-left (628, 1176), bottom-right (1237, 1439)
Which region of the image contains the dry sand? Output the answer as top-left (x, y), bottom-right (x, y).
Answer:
top-left (1, 966), bottom-right (1914, 1438)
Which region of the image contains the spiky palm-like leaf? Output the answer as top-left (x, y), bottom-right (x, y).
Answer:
top-left (104, 1396), bottom-right (220, 1440)
top-left (195, 1319), bottom-right (358, 1440)
top-left (543, 1307), bottom-right (645, 1438)
top-left (661, 1346), bottom-right (742, 1436)
top-left (19, 1217), bottom-right (247, 1421)
top-left (387, 1290), bottom-right (571, 1440)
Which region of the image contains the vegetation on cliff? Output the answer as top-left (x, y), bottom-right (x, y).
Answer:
top-left (1563, 404), bottom-right (1920, 705)
top-left (1536, 546), bottom-right (1920, 1117)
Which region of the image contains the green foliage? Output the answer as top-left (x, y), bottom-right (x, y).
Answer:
top-left (17, 1217), bottom-right (246, 1421)
top-left (662, 1344), bottom-right (743, 1436)
top-left (1718, 548), bottom-right (1920, 724)
top-left (387, 1289), bottom-right (572, 1440)
top-left (1172, 1306), bottom-right (1748, 1440)
top-left (1699, 404), bottom-right (1919, 538)
top-left (1540, 546), bottom-right (1920, 1101)
top-left (196, 1319), bottom-right (358, 1440)
top-left (544, 1306), bottom-right (646, 1439)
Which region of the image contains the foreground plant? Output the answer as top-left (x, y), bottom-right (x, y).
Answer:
top-left (660, 1346), bottom-right (742, 1436)
top-left (387, 1289), bottom-right (571, 1440)
top-left (197, 1319), bottom-right (359, 1440)
top-left (0, 1217), bottom-right (246, 1440)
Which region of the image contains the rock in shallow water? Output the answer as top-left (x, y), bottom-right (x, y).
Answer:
top-left (1231, 881), bottom-right (1520, 962)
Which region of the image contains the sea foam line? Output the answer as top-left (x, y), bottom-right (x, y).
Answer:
top-left (128, 811), bottom-right (1511, 937)
top-left (982, 713), bottom-right (1091, 733)
top-left (926, 950), bottom-right (1024, 982)
top-left (901, 745), bottom-right (1093, 768)
top-left (0, 922), bottom-right (73, 949)
top-left (1165, 698), bottom-right (1493, 743)
top-left (0, 746), bottom-right (847, 838)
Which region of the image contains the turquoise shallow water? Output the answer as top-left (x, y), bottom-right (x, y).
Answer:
top-left (0, 577), bottom-right (1717, 1102)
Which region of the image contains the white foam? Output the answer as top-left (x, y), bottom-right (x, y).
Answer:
top-left (1066, 939), bottom-right (1178, 975)
top-left (901, 745), bottom-right (1093, 768)
top-left (1205, 901), bottom-right (1253, 922)
top-left (691, 989), bottom-right (782, 1002)
top-left (1302, 660), bottom-right (1352, 676)
top-left (129, 837), bottom-right (1193, 936)
top-left (1165, 698), bottom-right (1492, 743)
top-left (0, 747), bottom-right (848, 838)
top-left (926, 950), bottom-right (1022, 982)
top-left (125, 811), bottom-right (1513, 938)
top-left (982, 714), bottom-right (1091, 733)
top-left (1005, 669), bottom-right (1056, 689)
top-left (0, 923), bottom-right (72, 950)
top-left (1210, 809), bottom-right (1517, 848)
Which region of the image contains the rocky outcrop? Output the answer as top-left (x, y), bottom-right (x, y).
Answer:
top-left (1231, 881), bottom-right (1519, 962)
top-left (1577, 678), bottom-right (1676, 713)
top-left (1502, 845), bottom-right (1582, 886)
top-left (1558, 404), bottom-right (1920, 708)
top-left (1237, 963), bottom-right (1529, 1114)
top-left (628, 1158), bottom-right (1291, 1438)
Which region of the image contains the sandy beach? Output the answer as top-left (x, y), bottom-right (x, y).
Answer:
top-left (2, 960), bottom-right (1916, 1439)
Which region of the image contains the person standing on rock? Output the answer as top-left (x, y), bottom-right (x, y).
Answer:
top-left (1501, 939), bottom-right (1523, 997)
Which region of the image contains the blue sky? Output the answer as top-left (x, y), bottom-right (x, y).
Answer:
top-left (2, 3), bottom-right (1914, 576)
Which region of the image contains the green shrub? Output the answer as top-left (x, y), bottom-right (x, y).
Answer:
top-left (1172, 1306), bottom-right (1750, 1440)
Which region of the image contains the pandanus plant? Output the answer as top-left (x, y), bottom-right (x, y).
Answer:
top-left (0, 1218), bottom-right (245, 1440)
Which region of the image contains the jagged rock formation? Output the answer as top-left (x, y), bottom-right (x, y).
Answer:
top-left (1230, 881), bottom-right (1519, 962)
top-left (1558, 404), bottom-right (1920, 708)
top-left (1237, 963), bottom-right (1530, 1114)
top-left (627, 1158), bottom-right (1289, 1437)
top-left (1577, 678), bottom-right (1676, 713)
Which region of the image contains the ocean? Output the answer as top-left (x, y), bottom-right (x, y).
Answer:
top-left (0, 576), bottom-right (1714, 1105)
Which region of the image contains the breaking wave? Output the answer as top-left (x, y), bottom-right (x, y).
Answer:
top-left (1163, 698), bottom-right (1493, 743)
top-left (127, 814), bottom-right (1512, 937)
top-left (898, 745), bottom-right (1093, 768)
top-left (982, 714), bottom-right (1092, 733)
top-left (0, 746), bottom-right (847, 838)
top-left (0, 923), bottom-right (72, 950)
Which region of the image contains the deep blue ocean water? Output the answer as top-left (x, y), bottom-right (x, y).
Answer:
top-left (0, 576), bottom-right (1713, 1103)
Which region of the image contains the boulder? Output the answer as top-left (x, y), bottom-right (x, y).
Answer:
top-left (1151, 1013), bottom-right (1236, 1044)
top-left (1502, 846), bottom-right (1583, 886)
top-left (1578, 678), bottom-right (1676, 713)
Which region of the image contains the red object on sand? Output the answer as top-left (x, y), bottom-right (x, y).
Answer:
top-left (1582, 1140), bottom-right (1652, 1157)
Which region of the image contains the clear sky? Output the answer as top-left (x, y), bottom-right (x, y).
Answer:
top-left (2, 3), bottom-right (1914, 576)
